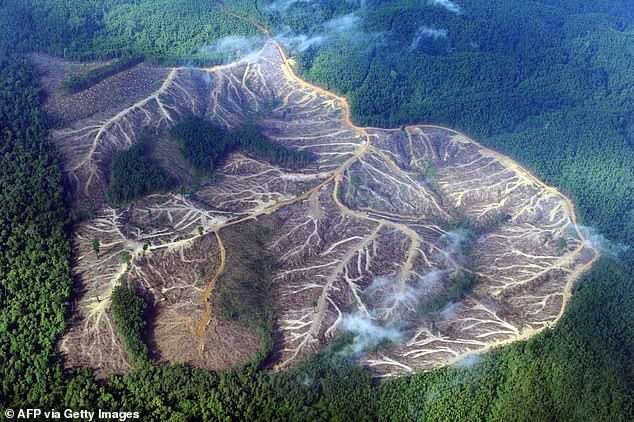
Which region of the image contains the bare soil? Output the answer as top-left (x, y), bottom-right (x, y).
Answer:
top-left (45, 38), bottom-right (597, 379)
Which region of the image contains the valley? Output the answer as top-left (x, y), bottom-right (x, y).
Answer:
top-left (37, 35), bottom-right (597, 379)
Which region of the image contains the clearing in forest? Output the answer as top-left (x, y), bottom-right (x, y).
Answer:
top-left (38, 35), bottom-right (597, 378)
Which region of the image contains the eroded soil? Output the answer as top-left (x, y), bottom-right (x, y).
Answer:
top-left (39, 37), bottom-right (597, 378)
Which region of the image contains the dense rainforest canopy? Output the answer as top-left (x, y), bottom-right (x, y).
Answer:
top-left (170, 115), bottom-right (314, 175)
top-left (0, 0), bottom-right (632, 420)
top-left (105, 130), bottom-right (173, 205)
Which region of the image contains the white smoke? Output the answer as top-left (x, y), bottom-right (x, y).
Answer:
top-left (428, 0), bottom-right (463, 15)
top-left (434, 229), bottom-right (471, 266)
top-left (275, 13), bottom-right (370, 52)
top-left (339, 230), bottom-right (479, 356)
top-left (441, 229), bottom-right (469, 250)
top-left (410, 25), bottom-right (448, 50)
top-left (438, 300), bottom-right (461, 319)
top-left (323, 14), bottom-right (362, 34)
top-left (341, 313), bottom-right (403, 355)
top-left (574, 224), bottom-right (629, 257)
top-left (266, 0), bottom-right (314, 12)
top-left (341, 269), bottom-right (448, 356)
top-left (198, 35), bottom-right (266, 63)
top-left (453, 353), bottom-right (481, 368)
top-left (340, 230), bottom-right (474, 355)
top-left (276, 31), bottom-right (326, 52)
top-left (387, 270), bottom-right (447, 316)
top-left (267, 0), bottom-right (365, 12)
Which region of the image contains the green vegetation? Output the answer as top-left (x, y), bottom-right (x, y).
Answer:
top-left (61, 55), bottom-right (144, 94)
top-left (235, 122), bottom-right (314, 168)
top-left (110, 281), bottom-right (150, 365)
top-left (105, 131), bottom-right (173, 205)
top-left (170, 115), bottom-right (314, 175)
top-left (191, 220), bottom-right (281, 373)
top-left (559, 236), bottom-right (568, 250)
top-left (0, 59), bottom-right (72, 407)
top-left (0, 0), bottom-right (632, 420)
top-left (417, 272), bottom-right (481, 315)
top-left (214, 221), bottom-right (276, 329)
top-left (120, 251), bottom-right (132, 265)
top-left (90, 237), bottom-right (100, 255)
top-left (22, 0), bottom-right (264, 65)
top-left (169, 116), bottom-right (237, 174)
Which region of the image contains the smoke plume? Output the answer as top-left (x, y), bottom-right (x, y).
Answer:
top-left (574, 224), bottom-right (629, 258)
top-left (275, 13), bottom-right (377, 52)
top-left (428, 0), bottom-right (463, 15)
top-left (341, 313), bottom-right (403, 355)
top-left (198, 35), bottom-right (266, 63)
top-left (341, 269), bottom-right (448, 356)
top-left (410, 25), bottom-right (448, 49)
top-left (435, 229), bottom-right (471, 266)
top-left (453, 353), bottom-right (481, 368)
top-left (266, 0), bottom-right (314, 12)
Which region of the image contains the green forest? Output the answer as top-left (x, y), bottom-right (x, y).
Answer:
top-left (170, 115), bottom-right (314, 173)
top-left (0, 0), bottom-right (632, 420)
top-left (106, 115), bottom-right (313, 205)
top-left (62, 55), bottom-right (144, 94)
top-left (106, 131), bottom-right (173, 205)
top-left (110, 281), bottom-right (150, 366)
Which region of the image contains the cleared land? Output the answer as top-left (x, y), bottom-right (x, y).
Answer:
top-left (37, 36), bottom-right (597, 378)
